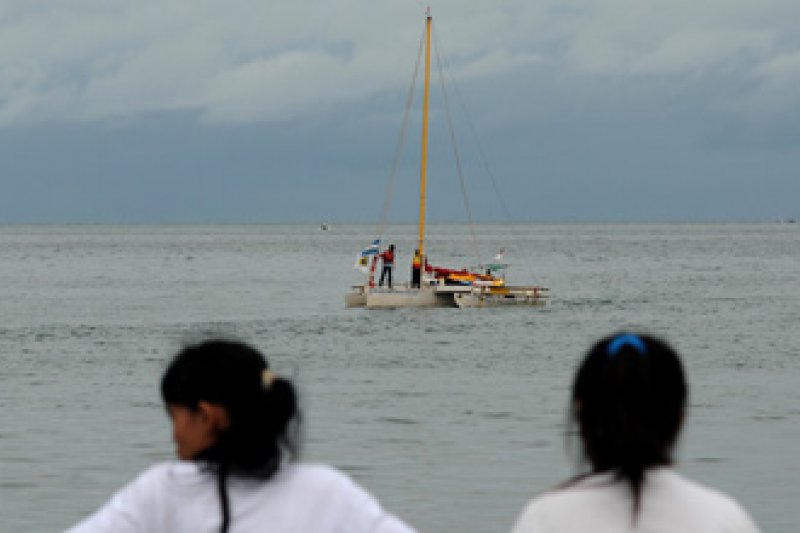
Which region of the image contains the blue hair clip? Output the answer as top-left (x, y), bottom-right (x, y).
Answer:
top-left (607, 333), bottom-right (646, 357)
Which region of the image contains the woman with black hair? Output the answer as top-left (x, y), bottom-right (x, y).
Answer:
top-left (67, 339), bottom-right (415, 533)
top-left (511, 332), bottom-right (759, 533)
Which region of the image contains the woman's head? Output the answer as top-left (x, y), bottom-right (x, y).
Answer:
top-left (571, 333), bottom-right (687, 508)
top-left (161, 339), bottom-right (299, 477)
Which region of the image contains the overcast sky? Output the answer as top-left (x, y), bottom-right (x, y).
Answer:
top-left (1, 0), bottom-right (798, 223)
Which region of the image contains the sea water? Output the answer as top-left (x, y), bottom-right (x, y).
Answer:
top-left (0, 223), bottom-right (797, 532)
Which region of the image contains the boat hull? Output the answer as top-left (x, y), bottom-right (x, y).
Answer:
top-left (346, 285), bottom-right (455, 308)
top-left (346, 284), bottom-right (547, 309)
top-left (345, 285), bottom-right (368, 308)
top-left (453, 288), bottom-right (547, 308)
top-left (365, 286), bottom-right (456, 309)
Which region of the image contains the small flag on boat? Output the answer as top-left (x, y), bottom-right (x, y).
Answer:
top-left (355, 239), bottom-right (380, 273)
top-left (486, 248), bottom-right (507, 272)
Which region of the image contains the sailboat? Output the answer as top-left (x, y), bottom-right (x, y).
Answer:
top-left (346, 11), bottom-right (548, 309)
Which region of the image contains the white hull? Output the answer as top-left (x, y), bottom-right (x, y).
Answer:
top-left (365, 285), bottom-right (456, 309)
top-left (453, 287), bottom-right (547, 308)
top-left (346, 284), bottom-right (456, 308)
top-left (346, 284), bottom-right (547, 309)
top-left (345, 287), bottom-right (367, 308)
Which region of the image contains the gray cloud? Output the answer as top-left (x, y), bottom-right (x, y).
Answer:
top-left (1, 1), bottom-right (798, 223)
top-left (2, 0), bottom-right (799, 126)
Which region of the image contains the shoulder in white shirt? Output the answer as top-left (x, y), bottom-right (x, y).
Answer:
top-left (511, 468), bottom-right (759, 533)
top-left (66, 461), bottom-right (415, 533)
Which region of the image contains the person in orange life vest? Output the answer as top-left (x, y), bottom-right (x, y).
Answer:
top-left (378, 244), bottom-right (395, 288)
top-left (411, 249), bottom-right (422, 288)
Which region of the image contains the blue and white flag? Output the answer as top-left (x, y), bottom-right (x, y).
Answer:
top-left (354, 239), bottom-right (380, 273)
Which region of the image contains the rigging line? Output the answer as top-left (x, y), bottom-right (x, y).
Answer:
top-left (376, 29), bottom-right (425, 241)
top-left (436, 39), bottom-right (541, 284)
top-left (432, 22), bottom-right (482, 268)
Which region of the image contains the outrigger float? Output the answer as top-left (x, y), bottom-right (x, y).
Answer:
top-left (346, 10), bottom-right (548, 309)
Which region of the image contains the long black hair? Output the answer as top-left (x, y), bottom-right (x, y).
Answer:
top-left (570, 332), bottom-right (687, 517)
top-left (161, 339), bottom-right (300, 533)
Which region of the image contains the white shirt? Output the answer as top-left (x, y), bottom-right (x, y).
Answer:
top-left (66, 462), bottom-right (415, 533)
top-left (511, 468), bottom-right (759, 533)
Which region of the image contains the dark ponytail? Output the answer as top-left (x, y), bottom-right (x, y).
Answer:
top-left (161, 339), bottom-right (300, 533)
top-left (570, 333), bottom-right (686, 519)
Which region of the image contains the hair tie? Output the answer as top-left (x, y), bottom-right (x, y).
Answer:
top-left (607, 333), bottom-right (646, 357)
top-left (262, 369), bottom-right (278, 388)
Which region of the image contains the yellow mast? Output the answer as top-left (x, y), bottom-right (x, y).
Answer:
top-left (418, 10), bottom-right (432, 256)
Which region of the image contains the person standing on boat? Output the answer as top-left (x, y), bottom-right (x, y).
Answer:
top-left (378, 244), bottom-right (395, 288)
top-left (411, 249), bottom-right (422, 288)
